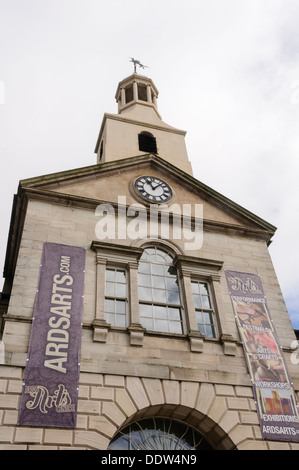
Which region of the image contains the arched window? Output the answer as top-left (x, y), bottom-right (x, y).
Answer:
top-left (108, 417), bottom-right (214, 450)
top-left (138, 131), bottom-right (157, 154)
top-left (138, 247), bottom-right (183, 334)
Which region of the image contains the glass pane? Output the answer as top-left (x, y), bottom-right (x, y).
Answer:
top-left (203, 311), bottom-right (212, 324)
top-left (155, 254), bottom-right (166, 263)
top-left (143, 248), bottom-right (156, 260)
top-left (138, 274), bottom-right (151, 286)
top-left (138, 262), bottom-right (150, 274)
top-left (169, 307), bottom-right (180, 321)
top-left (191, 282), bottom-right (199, 294)
top-left (105, 299), bottom-right (114, 313)
top-left (116, 283), bottom-right (126, 298)
top-left (105, 313), bottom-right (115, 325)
top-left (153, 305), bottom-right (167, 319)
top-left (141, 317), bottom-right (154, 330)
top-left (152, 275), bottom-right (164, 288)
top-left (205, 325), bottom-right (215, 338)
top-left (139, 303), bottom-right (152, 317)
top-left (195, 311), bottom-right (203, 323)
top-left (166, 278), bottom-right (178, 290)
top-left (198, 323), bottom-right (205, 336)
top-left (116, 270), bottom-right (126, 283)
top-left (164, 253), bottom-right (173, 264)
top-left (155, 319), bottom-right (169, 333)
top-left (153, 289), bottom-right (166, 303)
top-left (202, 296), bottom-right (211, 309)
top-left (193, 295), bottom-right (202, 308)
top-left (105, 282), bottom-right (115, 297)
top-left (199, 283), bottom-right (209, 296)
top-left (138, 287), bottom-right (152, 301)
top-left (115, 314), bottom-right (126, 328)
top-left (151, 264), bottom-right (164, 275)
top-left (169, 321), bottom-right (182, 334)
top-left (167, 291), bottom-right (180, 304)
top-left (116, 300), bottom-right (126, 314)
top-left (106, 269), bottom-right (115, 281)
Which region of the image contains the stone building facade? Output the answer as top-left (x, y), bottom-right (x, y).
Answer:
top-left (0, 72), bottom-right (298, 450)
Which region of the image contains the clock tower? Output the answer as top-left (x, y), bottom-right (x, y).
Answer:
top-left (95, 72), bottom-right (193, 175)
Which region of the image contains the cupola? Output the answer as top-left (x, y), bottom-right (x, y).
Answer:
top-left (115, 73), bottom-right (161, 119)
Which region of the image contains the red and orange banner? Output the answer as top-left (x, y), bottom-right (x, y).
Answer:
top-left (226, 270), bottom-right (299, 442)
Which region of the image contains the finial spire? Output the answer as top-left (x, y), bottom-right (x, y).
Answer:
top-left (129, 57), bottom-right (149, 74)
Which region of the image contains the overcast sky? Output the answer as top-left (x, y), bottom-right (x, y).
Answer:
top-left (0, 0), bottom-right (298, 328)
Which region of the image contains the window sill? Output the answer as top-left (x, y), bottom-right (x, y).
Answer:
top-left (92, 322), bottom-right (238, 355)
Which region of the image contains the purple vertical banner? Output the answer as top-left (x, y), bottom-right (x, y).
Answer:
top-left (18, 242), bottom-right (86, 428)
top-left (225, 270), bottom-right (299, 442)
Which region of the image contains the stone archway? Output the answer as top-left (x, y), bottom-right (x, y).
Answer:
top-left (106, 377), bottom-right (238, 450)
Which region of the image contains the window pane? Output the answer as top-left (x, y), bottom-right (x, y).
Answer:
top-left (106, 282), bottom-right (115, 297)
top-left (155, 254), bottom-right (166, 263)
top-left (155, 319), bottom-right (169, 333)
top-left (153, 305), bottom-right (167, 319)
top-left (144, 248), bottom-right (155, 258)
top-left (105, 299), bottom-right (114, 313)
top-left (139, 303), bottom-right (152, 317)
top-left (193, 295), bottom-right (202, 308)
top-left (115, 314), bottom-right (126, 328)
top-left (138, 274), bottom-right (151, 286)
top-left (169, 307), bottom-right (180, 321)
top-left (138, 287), bottom-right (152, 301)
top-left (153, 289), bottom-right (166, 303)
top-left (106, 313), bottom-right (115, 325)
top-left (167, 291), bottom-right (180, 305)
top-left (116, 270), bottom-right (126, 283)
top-left (152, 275), bottom-right (164, 288)
top-left (198, 324), bottom-right (205, 336)
top-left (106, 269), bottom-right (115, 281)
top-left (202, 296), bottom-right (211, 309)
top-left (151, 264), bottom-right (164, 275)
top-left (169, 321), bottom-right (182, 334)
top-left (191, 282), bottom-right (199, 294)
top-left (138, 262), bottom-right (150, 274)
top-left (199, 283), bottom-right (209, 296)
top-left (195, 311), bottom-right (203, 323)
top-left (116, 300), bottom-right (126, 314)
top-left (141, 317), bottom-right (154, 330)
top-left (116, 283), bottom-right (126, 298)
top-left (166, 278), bottom-right (179, 290)
top-left (203, 311), bottom-right (212, 324)
top-left (205, 325), bottom-right (215, 338)
top-left (164, 253), bottom-right (173, 264)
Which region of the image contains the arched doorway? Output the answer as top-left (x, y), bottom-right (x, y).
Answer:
top-left (108, 417), bottom-right (214, 450)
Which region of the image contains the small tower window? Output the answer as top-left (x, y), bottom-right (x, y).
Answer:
top-left (125, 84), bottom-right (133, 103)
top-left (99, 140), bottom-right (104, 161)
top-left (138, 84), bottom-right (147, 102)
top-left (138, 131), bottom-right (157, 154)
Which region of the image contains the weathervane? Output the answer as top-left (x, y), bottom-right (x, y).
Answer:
top-left (129, 57), bottom-right (149, 74)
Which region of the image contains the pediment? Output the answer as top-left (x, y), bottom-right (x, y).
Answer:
top-left (20, 154), bottom-right (276, 238)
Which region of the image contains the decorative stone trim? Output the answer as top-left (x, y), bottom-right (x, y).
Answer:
top-left (92, 319), bottom-right (110, 343)
top-left (188, 330), bottom-right (204, 353)
top-left (127, 323), bottom-right (145, 347)
top-left (220, 334), bottom-right (238, 356)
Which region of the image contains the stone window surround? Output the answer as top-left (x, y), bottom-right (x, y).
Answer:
top-left (91, 241), bottom-right (237, 355)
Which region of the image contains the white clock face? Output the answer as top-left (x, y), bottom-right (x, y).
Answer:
top-left (134, 176), bottom-right (173, 203)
